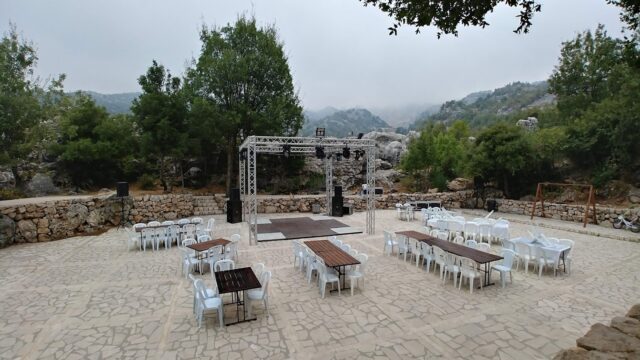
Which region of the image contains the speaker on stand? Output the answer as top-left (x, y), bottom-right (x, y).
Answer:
top-left (331, 185), bottom-right (343, 217)
top-left (226, 188), bottom-right (242, 223)
top-left (116, 182), bottom-right (129, 229)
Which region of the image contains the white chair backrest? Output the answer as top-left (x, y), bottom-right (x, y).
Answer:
top-left (177, 218), bottom-right (190, 225)
top-left (133, 223), bottom-right (146, 230)
top-left (191, 217), bottom-right (203, 224)
top-left (341, 243), bottom-right (351, 252)
top-left (349, 248), bottom-right (358, 257)
top-left (253, 262), bottom-right (265, 277)
top-left (515, 242), bottom-right (531, 257)
top-left (465, 240), bottom-right (478, 248)
top-left (182, 238), bottom-right (196, 247)
top-left (155, 227), bottom-right (167, 239)
top-left (356, 253), bottom-right (368, 273)
top-left (197, 234), bottom-right (211, 243)
top-left (432, 246), bottom-right (445, 262)
top-left (453, 235), bottom-right (465, 245)
top-left (214, 259), bottom-right (235, 272)
top-left (183, 224), bottom-right (197, 238)
top-left (436, 231), bottom-right (449, 241)
top-left (161, 220), bottom-right (174, 226)
top-left (230, 234), bottom-right (241, 242)
top-left (477, 243), bottom-right (491, 252)
top-left (259, 271), bottom-right (271, 294)
top-left (500, 249), bottom-right (516, 269)
top-left (501, 239), bottom-right (516, 252)
top-left (429, 229), bottom-right (439, 237)
top-left (460, 257), bottom-right (477, 273)
top-left (148, 221), bottom-right (161, 227)
top-left (420, 242), bottom-right (432, 257)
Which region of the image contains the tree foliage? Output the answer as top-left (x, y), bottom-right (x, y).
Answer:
top-left (359, 0), bottom-right (639, 38)
top-left (131, 61), bottom-right (188, 192)
top-left (186, 16), bottom-right (304, 192)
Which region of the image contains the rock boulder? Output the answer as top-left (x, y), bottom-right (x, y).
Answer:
top-left (447, 178), bottom-right (473, 191)
top-left (577, 323), bottom-right (640, 352)
top-left (25, 173), bottom-right (59, 196)
top-left (0, 171), bottom-right (16, 188)
top-left (66, 203), bottom-right (89, 229)
top-left (17, 219), bottom-right (37, 243)
top-left (0, 215), bottom-right (16, 248)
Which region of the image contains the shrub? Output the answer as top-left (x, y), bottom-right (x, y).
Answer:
top-left (138, 174), bottom-right (156, 190)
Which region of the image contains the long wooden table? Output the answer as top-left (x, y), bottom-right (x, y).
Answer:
top-left (396, 230), bottom-right (503, 286)
top-left (305, 240), bottom-right (360, 290)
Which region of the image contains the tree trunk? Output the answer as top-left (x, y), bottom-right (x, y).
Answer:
top-left (503, 174), bottom-right (510, 199)
top-left (160, 156), bottom-right (168, 192)
top-left (226, 136), bottom-right (236, 195)
top-left (10, 165), bottom-right (22, 187)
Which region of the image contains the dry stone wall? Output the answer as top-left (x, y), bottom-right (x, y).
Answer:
top-left (495, 199), bottom-right (640, 227)
top-left (1, 190), bottom-right (638, 247)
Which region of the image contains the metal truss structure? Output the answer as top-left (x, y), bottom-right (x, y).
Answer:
top-left (238, 136), bottom-right (377, 245)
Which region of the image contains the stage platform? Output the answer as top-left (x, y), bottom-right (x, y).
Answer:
top-left (256, 216), bottom-right (362, 241)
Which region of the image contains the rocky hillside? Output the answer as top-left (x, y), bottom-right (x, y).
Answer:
top-left (300, 108), bottom-right (390, 138)
top-left (412, 81), bottom-right (555, 129)
top-left (73, 91), bottom-right (140, 114)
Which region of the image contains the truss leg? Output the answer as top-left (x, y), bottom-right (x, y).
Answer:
top-left (366, 148), bottom-right (376, 234)
top-left (325, 156), bottom-right (333, 215)
top-left (248, 144), bottom-right (257, 245)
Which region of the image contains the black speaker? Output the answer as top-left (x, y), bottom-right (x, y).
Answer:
top-left (331, 196), bottom-right (343, 217)
top-left (334, 185), bottom-right (342, 198)
top-left (486, 199), bottom-right (498, 212)
top-left (230, 188), bottom-right (241, 201)
top-left (116, 182), bottom-right (129, 197)
top-left (227, 200), bottom-right (242, 223)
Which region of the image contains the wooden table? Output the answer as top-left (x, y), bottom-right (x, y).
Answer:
top-left (214, 267), bottom-right (262, 325)
top-left (187, 238), bottom-right (230, 253)
top-left (396, 230), bottom-right (503, 286)
top-left (133, 221), bottom-right (200, 232)
top-left (305, 240), bottom-right (360, 291)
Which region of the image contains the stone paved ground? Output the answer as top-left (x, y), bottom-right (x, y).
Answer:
top-left (1, 210), bottom-right (639, 359)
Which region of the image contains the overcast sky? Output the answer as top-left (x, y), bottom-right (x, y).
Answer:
top-left (1, 0), bottom-right (625, 110)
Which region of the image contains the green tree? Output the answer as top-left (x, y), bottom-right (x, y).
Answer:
top-left (358, 0), bottom-right (638, 37)
top-left (52, 94), bottom-right (136, 187)
top-left (131, 61), bottom-right (188, 192)
top-left (186, 16), bottom-right (304, 193)
top-left (549, 25), bottom-right (625, 120)
top-left (0, 25), bottom-right (42, 185)
top-left (471, 123), bottom-right (533, 198)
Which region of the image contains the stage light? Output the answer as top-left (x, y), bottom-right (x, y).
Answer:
top-left (240, 149), bottom-right (247, 161)
top-left (282, 145), bottom-right (291, 158)
top-left (342, 147), bottom-right (350, 159)
top-left (315, 127), bottom-right (325, 137)
top-left (315, 146), bottom-right (325, 159)
top-left (335, 153), bottom-right (342, 162)
top-left (354, 150), bottom-right (363, 161)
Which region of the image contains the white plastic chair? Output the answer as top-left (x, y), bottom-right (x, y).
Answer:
top-left (148, 221), bottom-right (161, 227)
top-left (341, 243), bottom-right (352, 253)
top-left (166, 225), bottom-right (180, 247)
top-left (465, 240), bottom-right (478, 249)
top-left (127, 228), bottom-right (140, 251)
top-left (292, 240), bottom-right (305, 271)
top-left (205, 218), bottom-right (215, 237)
top-left (214, 259), bottom-right (235, 272)
top-left (419, 242), bottom-right (435, 272)
top-left (177, 218), bottom-right (190, 225)
top-left (395, 203), bottom-right (405, 220)
top-left (396, 234), bottom-right (410, 261)
top-left (477, 243), bottom-right (491, 252)
top-left (183, 224), bottom-right (197, 241)
top-left (252, 262), bottom-right (265, 279)
top-left (436, 231), bottom-right (449, 241)
top-left (191, 217), bottom-right (203, 224)
top-left (383, 231), bottom-right (398, 256)
top-left (225, 239), bottom-right (239, 261)
top-left (161, 220), bottom-right (174, 226)
top-left (464, 222), bottom-right (479, 241)
top-left (409, 238), bottom-right (422, 267)
top-left (141, 228), bottom-right (156, 251)
top-left (492, 249), bottom-right (515, 288)
top-left (207, 245), bottom-right (225, 277)
top-left (348, 248), bottom-right (358, 258)
top-left (188, 274), bottom-right (216, 315)
top-left (432, 246), bottom-right (447, 281)
top-left (537, 247), bottom-right (561, 277)
top-left (304, 248), bottom-right (318, 283)
top-left (197, 234), bottom-right (211, 243)
top-left (459, 257), bottom-right (483, 293)
top-left (348, 253), bottom-right (368, 296)
top-left (155, 227), bottom-right (170, 249)
top-left (181, 247), bottom-right (198, 278)
top-left (514, 242), bottom-right (535, 274)
top-left (317, 257), bottom-right (340, 298)
top-left (194, 279), bottom-right (223, 328)
top-left (478, 223), bottom-right (492, 243)
top-left (443, 253), bottom-right (461, 287)
top-left (453, 235), bottom-right (465, 245)
top-left (247, 271), bottom-right (271, 319)
top-left (448, 220), bottom-right (464, 240)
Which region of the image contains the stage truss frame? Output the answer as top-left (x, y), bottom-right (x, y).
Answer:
top-left (239, 135), bottom-right (377, 245)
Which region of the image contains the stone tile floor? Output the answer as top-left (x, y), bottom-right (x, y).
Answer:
top-left (1, 210), bottom-right (639, 359)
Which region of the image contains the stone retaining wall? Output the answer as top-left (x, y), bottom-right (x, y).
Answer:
top-left (1, 190), bottom-right (639, 247)
top-left (495, 199), bottom-right (640, 227)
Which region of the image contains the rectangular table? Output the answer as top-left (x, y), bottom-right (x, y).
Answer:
top-left (396, 230), bottom-right (503, 286)
top-left (187, 238), bottom-right (230, 253)
top-left (134, 221), bottom-right (200, 232)
top-left (214, 267), bottom-right (262, 326)
top-left (511, 237), bottom-right (571, 274)
top-left (305, 240), bottom-right (360, 290)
